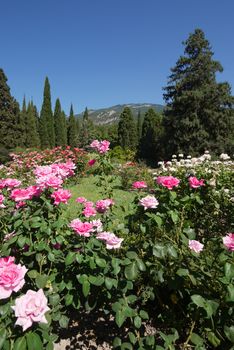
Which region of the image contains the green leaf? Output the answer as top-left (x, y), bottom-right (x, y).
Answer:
top-left (169, 210), bottom-right (179, 224)
top-left (153, 244), bottom-right (167, 259)
top-left (116, 310), bottom-right (126, 328)
top-left (154, 215), bottom-right (162, 228)
top-left (190, 332), bottom-right (204, 346)
top-left (49, 294), bottom-right (60, 306)
top-left (95, 257), bottom-right (106, 268)
top-left (128, 332), bottom-right (136, 344)
top-left (177, 268), bottom-right (189, 277)
top-left (121, 342), bottom-right (133, 350)
top-left (124, 262), bottom-right (139, 280)
top-left (224, 262), bottom-right (234, 281)
top-left (0, 329), bottom-right (7, 350)
top-left (35, 274), bottom-right (48, 289)
top-left (82, 280), bottom-right (90, 297)
top-left (191, 294), bottom-right (205, 307)
top-left (126, 251), bottom-right (138, 259)
top-left (167, 246), bottom-right (178, 259)
top-left (13, 337), bottom-right (27, 350)
top-left (27, 270), bottom-right (38, 279)
top-left (226, 284), bottom-right (234, 302)
top-left (207, 331), bottom-right (220, 347)
top-left (59, 315), bottom-right (69, 328)
top-left (26, 333), bottom-right (43, 350)
top-left (224, 325), bottom-right (234, 343)
top-left (136, 258), bottom-right (146, 271)
top-left (134, 316), bottom-right (142, 329)
top-left (65, 251), bottom-right (75, 266)
top-left (89, 275), bottom-right (104, 286)
top-left (113, 337), bottom-right (122, 348)
top-left (46, 342), bottom-right (54, 350)
top-left (139, 310), bottom-right (149, 319)
top-left (17, 235), bottom-right (26, 248)
top-left (65, 293), bottom-right (73, 306)
top-left (105, 277), bottom-right (117, 290)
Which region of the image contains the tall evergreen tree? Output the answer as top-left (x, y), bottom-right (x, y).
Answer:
top-left (39, 77), bottom-right (55, 148)
top-left (61, 111), bottom-right (68, 145)
top-left (139, 108), bottom-right (163, 161)
top-left (163, 29), bottom-right (234, 156)
top-left (17, 96), bottom-right (27, 147)
top-left (25, 101), bottom-right (40, 148)
top-left (67, 104), bottom-right (77, 147)
top-left (137, 110), bottom-right (143, 144)
top-left (79, 107), bottom-right (96, 147)
top-left (0, 68), bottom-right (21, 149)
top-left (117, 107), bottom-right (137, 150)
top-left (54, 98), bottom-right (67, 146)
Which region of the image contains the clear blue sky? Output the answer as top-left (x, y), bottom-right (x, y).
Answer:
top-left (1, 0), bottom-right (234, 114)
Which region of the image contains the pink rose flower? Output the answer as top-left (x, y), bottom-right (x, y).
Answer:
top-left (11, 188), bottom-right (33, 202)
top-left (76, 197), bottom-right (87, 204)
top-left (156, 176), bottom-right (180, 190)
top-left (132, 181), bottom-right (147, 189)
top-left (51, 189), bottom-right (72, 205)
top-left (0, 194), bottom-right (6, 208)
top-left (188, 240), bottom-right (204, 253)
top-left (91, 219), bottom-right (103, 232)
top-left (69, 219), bottom-right (93, 237)
top-left (0, 256), bottom-right (15, 268)
top-left (34, 165), bottom-right (53, 177)
top-left (27, 185), bottom-right (42, 198)
top-left (90, 140), bottom-right (110, 154)
top-left (36, 175), bottom-right (63, 189)
top-left (0, 263), bottom-right (27, 299)
top-left (189, 177), bottom-right (205, 189)
top-left (139, 195), bottom-right (159, 210)
top-left (90, 140), bottom-right (100, 150)
top-left (88, 159), bottom-right (96, 166)
top-left (95, 199), bottom-right (114, 213)
top-left (12, 289), bottom-right (50, 331)
top-left (96, 231), bottom-right (123, 249)
top-left (82, 206), bottom-right (97, 218)
top-left (2, 178), bottom-right (22, 189)
top-left (223, 233), bottom-right (234, 252)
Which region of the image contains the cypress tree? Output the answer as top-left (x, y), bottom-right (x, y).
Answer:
top-left (54, 98), bottom-right (66, 146)
top-left (17, 96), bottom-right (27, 147)
top-left (25, 101), bottom-right (40, 148)
top-left (137, 110), bottom-right (143, 144)
top-left (67, 104), bottom-right (77, 147)
top-left (163, 29), bottom-right (234, 156)
top-left (61, 111), bottom-right (68, 145)
top-left (39, 77), bottom-right (55, 148)
top-left (0, 68), bottom-right (21, 149)
top-left (139, 108), bottom-right (163, 161)
top-left (79, 107), bottom-right (96, 147)
top-left (117, 107), bottom-right (137, 150)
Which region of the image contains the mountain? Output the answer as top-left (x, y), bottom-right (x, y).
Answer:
top-left (75, 103), bottom-right (164, 125)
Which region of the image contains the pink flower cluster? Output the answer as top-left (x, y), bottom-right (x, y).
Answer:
top-left (51, 189), bottom-right (72, 205)
top-left (90, 140), bottom-right (110, 154)
top-left (0, 257), bottom-right (27, 299)
top-left (132, 181), bottom-right (147, 189)
top-left (11, 186), bottom-right (41, 202)
top-left (0, 194), bottom-right (6, 208)
top-left (69, 219), bottom-right (94, 237)
top-left (139, 195), bottom-right (159, 210)
top-left (189, 177), bottom-right (205, 189)
top-left (12, 289), bottom-right (50, 331)
top-left (223, 233), bottom-right (234, 251)
top-left (156, 176), bottom-right (180, 190)
top-left (0, 178), bottom-right (21, 189)
top-left (97, 231), bottom-right (123, 249)
top-left (95, 199), bottom-right (114, 213)
top-left (88, 159), bottom-right (96, 166)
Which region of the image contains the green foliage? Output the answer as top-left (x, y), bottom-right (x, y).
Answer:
top-left (39, 77), bottom-right (55, 149)
top-left (67, 104), bottom-right (77, 147)
top-left (118, 107), bottom-right (138, 150)
top-left (78, 107), bottom-right (96, 147)
top-left (54, 99), bottom-right (67, 146)
top-left (25, 101), bottom-right (40, 148)
top-left (163, 28), bottom-right (234, 157)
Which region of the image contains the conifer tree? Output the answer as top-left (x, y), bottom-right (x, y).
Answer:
top-left (25, 101), bottom-right (40, 148)
top-left (61, 111), bottom-right (68, 145)
top-left (137, 110), bottom-right (143, 145)
top-left (17, 96), bottom-right (27, 147)
top-left (139, 108), bottom-right (163, 161)
top-left (163, 29), bottom-right (234, 156)
top-left (117, 107), bottom-right (137, 150)
top-left (0, 68), bottom-right (21, 149)
top-left (54, 98), bottom-right (66, 146)
top-left (39, 77), bottom-right (55, 148)
top-left (79, 107), bottom-right (96, 147)
top-left (67, 104), bottom-right (77, 147)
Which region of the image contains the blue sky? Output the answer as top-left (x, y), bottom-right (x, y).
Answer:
top-left (1, 0), bottom-right (234, 114)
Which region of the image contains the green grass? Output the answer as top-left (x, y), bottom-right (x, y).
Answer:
top-left (65, 175), bottom-right (135, 220)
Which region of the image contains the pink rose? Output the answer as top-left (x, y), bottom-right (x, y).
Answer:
top-left (0, 256), bottom-right (15, 268)
top-left (156, 176), bottom-right (180, 190)
top-left (27, 186), bottom-right (42, 198)
top-left (0, 194), bottom-right (6, 208)
top-left (95, 199), bottom-right (114, 213)
top-left (223, 233), bottom-right (234, 252)
top-left (2, 178), bottom-right (22, 189)
top-left (90, 140), bottom-right (100, 150)
top-left (132, 181), bottom-right (147, 189)
top-left (36, 175), bottom-right (63, 189)
top-left (189, 177), bottom-right (205, 189)
top-left (34, 165), bottom-right (53, 177)
top-left (82, 206), bottom-right (97, 218)
top-left (76, 197), bottom-right (87, 204)
top-left (0, 263), bottom-right (27, 299)
top-left (69, 219), bottom-right (93, 237)
top-left (139, 195), bottom-right (159, 210)
top-left (96, 231), bottom-right (123, 249)
top-left (11, 188), bottom-right (33, 202)
top-left (188, 240), bottom-right (204, 253)
top-left (12, 289), bottom-right (50, 331)
top-left (51, 189), bottom-right (72, 205)
top-left (91, 219), bottom-right (103, 232)
top-left (98, 140), bottom-right (110, 154)
top-left (88, 159), bottom-right (96, 166)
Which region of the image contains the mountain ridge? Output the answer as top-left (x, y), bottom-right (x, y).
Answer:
top-left (75, 103), bottom-right (164, 125)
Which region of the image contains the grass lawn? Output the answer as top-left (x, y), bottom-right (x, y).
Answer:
top-left (65, 175), bottom-right (135, 220)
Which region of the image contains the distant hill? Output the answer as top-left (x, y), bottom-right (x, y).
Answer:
top-left (75, 103), bottom-right (164, 125)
